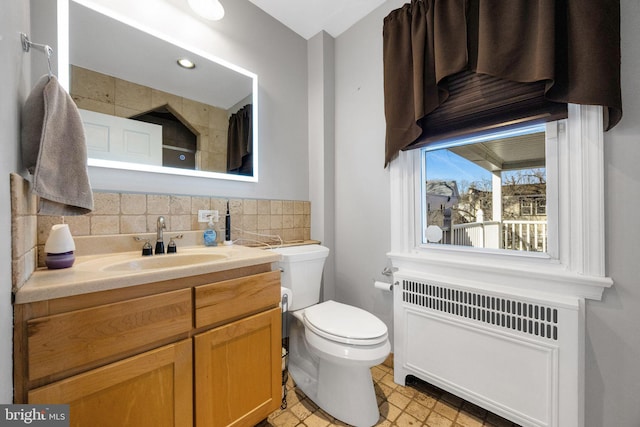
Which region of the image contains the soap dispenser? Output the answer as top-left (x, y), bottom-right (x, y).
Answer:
top-left (203, 211), bottom-right (219, 246)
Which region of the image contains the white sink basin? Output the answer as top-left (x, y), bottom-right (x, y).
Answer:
top-left (73, 250), bottom-right (232, 273)
top-left (101, 253), bottom-right (229, 272)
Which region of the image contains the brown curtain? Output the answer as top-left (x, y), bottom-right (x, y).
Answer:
top-left (227, 104), bottom-right (253, 175)
top-left (383, 0), bottom-right (622, 167)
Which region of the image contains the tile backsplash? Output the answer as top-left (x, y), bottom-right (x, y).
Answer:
top-left (10, 173), bottom-right (311, 291)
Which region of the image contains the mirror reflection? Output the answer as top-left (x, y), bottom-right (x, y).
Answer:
top-left (423, 124), bottom-right (548, 253)
top-left (69, 1), bottom-right (256, 179)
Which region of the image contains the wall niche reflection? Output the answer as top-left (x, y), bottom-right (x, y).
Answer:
top-left (71, 65), bottom-right (252, 174)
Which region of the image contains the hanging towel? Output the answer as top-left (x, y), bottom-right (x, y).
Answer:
top-left (22, 75), bottom-right (93, 215)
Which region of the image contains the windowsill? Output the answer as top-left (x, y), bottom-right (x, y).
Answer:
top-left (388, 246), bottom-right (612, 304)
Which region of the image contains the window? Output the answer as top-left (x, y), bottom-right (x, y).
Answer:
top-left (421, 123), bottom-right (549, 253)
top-left (390, 105), bottom-right (609, 281)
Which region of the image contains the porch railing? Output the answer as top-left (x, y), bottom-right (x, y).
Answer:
top-left (451, 220), bottom-right (547, 252)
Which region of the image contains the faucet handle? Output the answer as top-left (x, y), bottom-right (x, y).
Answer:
top-left (166, 234), bottom-right (183, 254)
top-left (133, 237), bottom-right (153, 256)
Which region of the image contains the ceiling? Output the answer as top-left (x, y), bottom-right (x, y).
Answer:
top-left (246, 0), bottom-right (387, 39)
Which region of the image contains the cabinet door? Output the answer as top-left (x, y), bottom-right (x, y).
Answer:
top-left (195, 308), bottom-right (281, 427)
top-left (28, 339), bottom-right (192, 427)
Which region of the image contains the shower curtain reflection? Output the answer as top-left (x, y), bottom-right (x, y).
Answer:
top-left (227, 104), bottom-right (253, 176)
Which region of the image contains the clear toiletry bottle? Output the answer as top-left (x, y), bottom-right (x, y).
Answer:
top-left (203, 213), bottom-right (218, 246)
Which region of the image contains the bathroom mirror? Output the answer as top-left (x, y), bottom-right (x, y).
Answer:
top-left (68, 0), bottom-right (258, 181)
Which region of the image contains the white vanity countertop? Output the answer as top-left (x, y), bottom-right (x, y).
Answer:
top-left (15, 245), bottom-right (282, 304)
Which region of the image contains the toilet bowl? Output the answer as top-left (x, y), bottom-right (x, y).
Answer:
top-left (272, 245), bottom-right (390, 427)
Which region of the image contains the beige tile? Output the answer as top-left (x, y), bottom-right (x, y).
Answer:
top-left (257, 215), bottom-right (271, 230)
top-left (151, 89), bottom-right (183, 114)
top-left (191, 196), bottom-right (211, 213)
top-left (425, 410), bottom-right (454, 427)
top-left (433, 401), bottom-right (459, 421)
top-left (93, 192), bottom-right (120, 215)
top-left (170, 215), bottom-right (191, 231)
top-left (395, 412), bottom-right (420, 426)
top-left (229, 199), bottom-right (243, 215)
top-left (283, 201), bottom-right (294, 215)
top-left (294, 201), bottom-right (305, 215)
top-left (212, 198), bottom-right (228, 213)
top-left (378, 401), bottom-right (402, 423)
top-left (209, 107), bottom-right (228, 130)
top-left (271, 215), bottom-right (283, 230)
top-left (147, 195), bottom-right (170, 214)
top-left (301, 410), bottom-right (331, 427)
top-left (414, 391), bottom-right (438, 409)
top-left (258, 200), bottom-right (271, 215)
top-left (379, 373), bottom-right (399, 390)
top-left (271, 200), bottom-right (283, 215)
top-left (405, 400), bottom-right (431, 422)
top-left (293, 215), bottom-right (305, 229)
top-left (283, 215), bottom-right (294, 229)
top-left (243, 199), bottom-right (258, 215)
top-left (120, 216), bottom-right (147, 234)
top-left (289, 402), bottom-right (313, 420)
top-left (270, 411), bottom-right (300, 427)
top-left (71, 66), bottom-right (115, 105)
top-left (63, 216), bottom-right (91, 237)
top-left (170, 195), bottom-right (191, 215)
top-left (91, 216), bottom-right (119, 235)
top-left (121, 194), bottom-right (146, 215)
top-left (115, 79), bottom-right (152, 111)
top-left (183, 98), bottom-right (210, 127)
top-left (243, 215), bottom-right (258, 232)
top-left (387, 390), bottom-right (411, 410)
top-left (74, 97), bottom-right (115, 115)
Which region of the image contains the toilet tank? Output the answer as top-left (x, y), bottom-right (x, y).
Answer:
top-left (271, 245), bottom-right (329, 310)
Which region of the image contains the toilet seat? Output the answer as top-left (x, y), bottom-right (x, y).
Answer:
top-left (302, 300), bottom-right (388, 346)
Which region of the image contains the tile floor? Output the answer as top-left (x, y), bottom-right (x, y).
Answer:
top-left (257, 363), bottom-right (522, 427)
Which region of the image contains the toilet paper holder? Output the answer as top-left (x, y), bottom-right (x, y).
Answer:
top-left (381, 266), bottom-right (397, 276)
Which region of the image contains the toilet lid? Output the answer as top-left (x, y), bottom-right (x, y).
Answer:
top-left (302, 300), bottom-right (388, 345)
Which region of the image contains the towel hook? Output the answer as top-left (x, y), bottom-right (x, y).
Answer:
top-left (20, 33), bottom-right (54, 80)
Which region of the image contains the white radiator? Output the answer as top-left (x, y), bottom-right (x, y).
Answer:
top-left (393, 273), bottom-right (583, 427)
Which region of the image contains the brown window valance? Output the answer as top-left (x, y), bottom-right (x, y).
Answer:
top-left (383, 0), bottom-right (622, 167)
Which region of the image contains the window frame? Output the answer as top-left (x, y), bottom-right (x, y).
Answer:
top-left (389, 104), bottom-right (612, 300)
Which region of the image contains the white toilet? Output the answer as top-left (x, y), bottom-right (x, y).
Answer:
top-left (272, 244), bottom-right (390, 427)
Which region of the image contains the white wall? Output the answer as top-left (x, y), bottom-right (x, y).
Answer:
top-left (0, 0), bottom-right (31, 403)
top-left (334, 1), bottom-right (640, 426)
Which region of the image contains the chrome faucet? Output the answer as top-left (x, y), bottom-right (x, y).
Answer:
top-left (155, 216), bottom-right (166, 254)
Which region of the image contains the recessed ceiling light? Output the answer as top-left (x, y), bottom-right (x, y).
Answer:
top-left (188, 0), bottom-right (225, 21)
top-left (177, 58), bottom-right (196, 69)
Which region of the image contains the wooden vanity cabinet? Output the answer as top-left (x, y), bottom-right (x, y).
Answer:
top-left (14, 265), bottom-right (282, 427)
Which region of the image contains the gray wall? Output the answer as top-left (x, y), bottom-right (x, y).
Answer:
top-left (0, 0), bottom-right (30, 403)
top-left (333, 1), bottom-right (640, 426)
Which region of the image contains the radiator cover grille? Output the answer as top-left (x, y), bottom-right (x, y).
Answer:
top-left (402, 279), bottom-right (558, 341)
